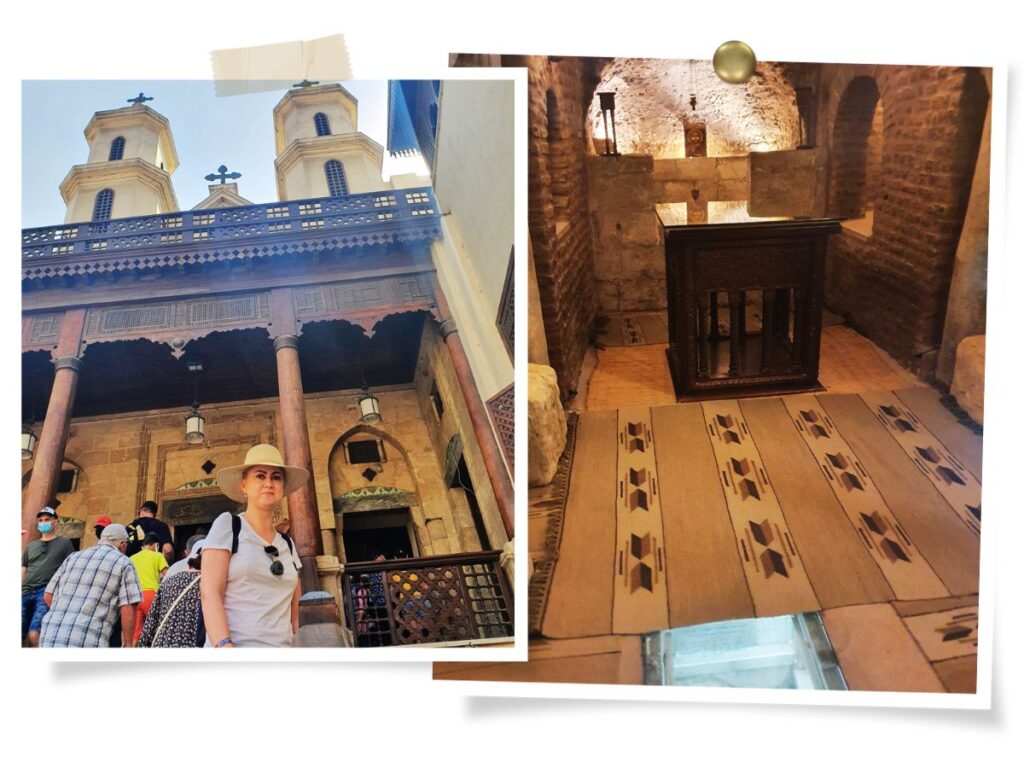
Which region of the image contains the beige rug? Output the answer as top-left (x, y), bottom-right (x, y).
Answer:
top-left (539, 388), bottom-right (982, 638)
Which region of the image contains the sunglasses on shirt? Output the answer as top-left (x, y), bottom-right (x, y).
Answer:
top-left (264, 545), bottom-right (285, 577)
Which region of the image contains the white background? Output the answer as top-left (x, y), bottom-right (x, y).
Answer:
top-left (3, 1), bottom-right (1020, 763)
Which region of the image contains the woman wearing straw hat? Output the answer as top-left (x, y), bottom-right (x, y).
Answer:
top-left (200, 444), bottom-right (309, 648)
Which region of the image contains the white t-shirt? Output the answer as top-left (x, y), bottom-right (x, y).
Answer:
top-left (203, 512), bottom-right (302, 648)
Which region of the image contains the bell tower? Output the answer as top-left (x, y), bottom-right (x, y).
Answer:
top-left (58, 95), bottom-right (179, 224)
top-left (273, 83), bottom-right (387, 200)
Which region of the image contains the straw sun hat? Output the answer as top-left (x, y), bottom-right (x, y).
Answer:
top-left (216, 444), bottom-right (309, 503)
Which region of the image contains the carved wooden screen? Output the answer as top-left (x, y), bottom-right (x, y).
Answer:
top-left (342, 551), bottom-right (513, 647)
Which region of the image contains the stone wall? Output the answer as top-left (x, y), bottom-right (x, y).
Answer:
top-left (522, 55), bottom-right (600, 398)
top-left (415, 321), bottom-right (507, 552)
top-left (22, 385), bottom-right (471, 562)
top-left (821, 65), bottom-right (989, 376)
top-left (587, 154), bottom-right (749, 313)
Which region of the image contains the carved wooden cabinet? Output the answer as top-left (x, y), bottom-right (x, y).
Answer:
top-left (662, 218), bottom-right (841, 400)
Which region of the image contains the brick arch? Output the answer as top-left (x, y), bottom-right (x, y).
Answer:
top-left (828, 75), bottom-right (882, 217)
top-left (823, 65), bottom-right (989, 376)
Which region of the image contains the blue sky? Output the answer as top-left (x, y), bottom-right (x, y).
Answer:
top-left (21, 80), bottom-right (427, 228)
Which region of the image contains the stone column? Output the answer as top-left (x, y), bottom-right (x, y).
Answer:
top-left (937, 73), bottom-right (992, 386)
top-left (431, 276), bottom-right (515, 540)
top-left (270, 289), bottom-right (322, 593)
top-left (22, 309), bottom-right (87, 544)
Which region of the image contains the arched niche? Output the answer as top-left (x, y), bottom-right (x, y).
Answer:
top-left (828, 76), bottom-right (883, 223)
top-left (328, 424), bottom-right (425, 563)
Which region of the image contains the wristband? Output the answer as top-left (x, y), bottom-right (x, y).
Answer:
top-left (214, 637), bottom-right (233, 648)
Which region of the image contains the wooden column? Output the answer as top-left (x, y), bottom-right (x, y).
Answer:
top-left (22, 309), bottom-right (87, 545)
top-left (270, 288), bottom-right (322, 593)
top-left (431, 276), bottom-right (515, 539)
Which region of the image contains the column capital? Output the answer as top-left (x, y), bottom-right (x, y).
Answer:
top-left (273, 334), bottom-right (300, 352)
top-left (53, 356), bottom-right (83, 373)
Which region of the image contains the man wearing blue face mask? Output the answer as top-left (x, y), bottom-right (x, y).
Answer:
top-left (21, 507), bottom-right (74, 647)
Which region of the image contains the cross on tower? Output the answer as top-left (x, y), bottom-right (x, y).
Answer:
top-left (127, 92), bottom-right (153, 106)
top-left (292, 79), bottom-right (320, 89)
top-left (205, 165), bottom-right (242, 185)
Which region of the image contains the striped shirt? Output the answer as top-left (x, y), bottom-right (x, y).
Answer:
top-left (40, 542), bottom-right (143, 648)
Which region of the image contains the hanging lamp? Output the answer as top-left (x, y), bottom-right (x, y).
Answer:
top-left (21, 422), bottom-right (38, 460)
top-left (184, 366), bottom-right (206, 444)
top-left (357, 371), bottom-right (382, 423)
top-left (185, 402), bottom-right (206, 444)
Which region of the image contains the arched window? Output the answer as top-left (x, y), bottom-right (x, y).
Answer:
top-left (314, 112), bottom-right (331, 136)
top-left (109, 136), bottom-right (126, 161)
top-left (92, 189), bottom-right (114, 221)
top-left (324, 160), bottom-right (348, 197)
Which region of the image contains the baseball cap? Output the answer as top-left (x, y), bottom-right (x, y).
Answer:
top-left (95, 515), bottom-right (113, 527)
top-left (37, 507), bottom-right (58, 519)
top-left (100, 523), bottom-right (129, 543)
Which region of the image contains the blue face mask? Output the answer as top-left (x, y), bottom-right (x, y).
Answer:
top-left (37, 521), bottom-right (54, 534)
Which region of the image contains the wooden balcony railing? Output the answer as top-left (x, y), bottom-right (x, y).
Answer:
top-left (22, 188), bottom-right (441, 282)
top-left (341, 550), bottom-right (513, 647)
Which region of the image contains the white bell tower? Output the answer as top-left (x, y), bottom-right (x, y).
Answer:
top-left (273, 83), bottom-right (388, 200)
top-left (59, 95), bottom-right (179, 224)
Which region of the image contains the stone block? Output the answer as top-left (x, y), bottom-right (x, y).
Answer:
top-left (617, 212), bottom-right (661, 247)
top-left (717, 178), bottom-right (749, 201)
top-left (717, 156), bottom-right (749, 180)
top-left (595, 280), bottom-right (621, 313)
top-left (660, 181), bottom-right (708, 203)
top-left (676, 156), bottom-right (718, 181)
top-left (651, 159), bottom-right (678, 180)
top-left (619, 273), bottom-right (666, 312)
top-left (528, 364), bottom-right (567, 487)
top-left (951, 335), bottom-right (984, 425)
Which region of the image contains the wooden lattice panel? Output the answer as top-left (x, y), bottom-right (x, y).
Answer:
top-left (23, 312), bottom-right (63, 351)
top-left (293, 276), bottom-right (434, 323)
top-left (82, 293), bottom-right (271, 343)
top-left (342, 552), bottom-right (514, 647)
top-left (487, 384), bottom-right (515, 472)
top-left (496, 247), bottom-right (514, 360)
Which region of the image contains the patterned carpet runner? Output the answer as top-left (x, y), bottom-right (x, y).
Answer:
top-left (539, 389), bottom-right (982, 639)
top-left (597, 312), bottom-right (670, 347)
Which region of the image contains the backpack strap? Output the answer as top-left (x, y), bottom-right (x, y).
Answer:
top-left (227, 512), bottom-right (291, 557)
top-left (231, 513), bottom-right (241, 555)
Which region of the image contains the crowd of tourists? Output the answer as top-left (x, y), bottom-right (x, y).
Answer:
top-left (21, 444), bottom-right (306, 649)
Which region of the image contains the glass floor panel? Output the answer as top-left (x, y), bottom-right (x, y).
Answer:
top-left (644, 612), bottom-right (847, 690)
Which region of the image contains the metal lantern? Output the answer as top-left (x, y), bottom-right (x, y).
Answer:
top-left (21, 424), bottom-right (38, 460)
top-left (185, 403), bottom-right (206, 444)
top-left (358, 388), bottom-right (382, 423)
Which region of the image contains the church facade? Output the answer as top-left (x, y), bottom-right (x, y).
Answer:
top-left (21, 81), bottom-right (516, 648)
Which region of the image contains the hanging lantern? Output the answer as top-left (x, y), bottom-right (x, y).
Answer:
top-left (185, 403), bottom-right (206, 444)
top-left (358, 388), bottom-right (382, 423)
top-left (21, 424), bottom-right (38, 460)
